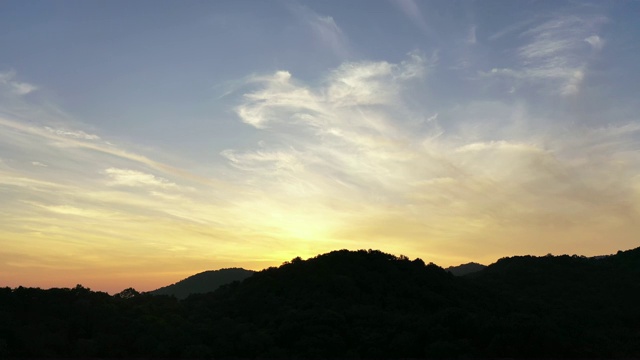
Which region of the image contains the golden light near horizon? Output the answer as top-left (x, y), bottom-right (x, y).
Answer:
top-left (1, 1), bottom-right (639, 294)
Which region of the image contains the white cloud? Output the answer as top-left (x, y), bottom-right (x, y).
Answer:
top-left (35, 203), bottom-right (115, 218)
top-left (0, 116), bottom-right (211, 187)
top-left (400, 50), bottom-right (428, 79)
top-left (104, 168), bottom-right (178, 189)
top-left (286, 4), bottom-right (350, 59)
top-left (309, 15), bottom-right (349, 58)
top-left (227, 55), bottom-right (433, 209)
top-left (480, 14), bottom-right (607, 96)
top-left (0, 71), bottom-right (11, 83)
top-left (235, 54), bottom-right (426, 131)
top-left (221, 148), bottom-right (304, 173)
top-left (584, 35), bottom-right (604, 51)
top-left (31, 161), bottom-right (47, 167)
top-left (562, 69), bottom-right (585, 96)
top-left (455, 140), bottom-right (541, 153)
top-left (224, 54), bottom-right (640, 256)
top-left (11, 82), bottom-right (38, 95)
top-left (327, 61), bottom-right (396, 106)
top-left (45, 126), bottom-right (101, 140)
top-left (488, 19), bottom-right (536, 41)
top-left (235, 71), bottom-right (323, 129)
top-left (0, 70), bottom-right (38, 95)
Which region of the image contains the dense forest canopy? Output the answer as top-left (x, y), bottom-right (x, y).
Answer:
top-left (1, 247), bottom-right (639, 358)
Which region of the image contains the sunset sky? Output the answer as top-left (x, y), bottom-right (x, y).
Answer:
top-left (1, 0), bottom-right (639, 293)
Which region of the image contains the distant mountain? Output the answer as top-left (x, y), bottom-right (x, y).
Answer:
top-left (446, 262), bottom-right (486, 276)
top-left (150, 267), bottom-right (254, 299)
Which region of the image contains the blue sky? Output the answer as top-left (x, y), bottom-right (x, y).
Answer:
top-left (1, 0), bottom-right (639, 292)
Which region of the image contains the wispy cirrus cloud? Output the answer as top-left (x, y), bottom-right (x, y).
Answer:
top-left (104, 168), bottom-right (179, 189)
top-left (488, 18), bottom-right (537, 41)
top-left (584, 35), bottom-right (604, 50)
top-left (0, 70), bottom-right (38, 95)
top-left (0, 71), bottom-right (310, 291)
top-left (309, 15), bottom-right (349, 58)
top-left (45, 127), bottom-right (100, 140)
top-left (225, 53), bottom-right (640, 262)
top-left (2, 14), bottom-right (638, 294)
top-left (480, 14), bottom-right (607, 95)
top-left (0, 115), bottom-right (214, 187)
top-left (286, 3), bottom-right (350, 59)
top-left (235, 54), bottom-right (426, 129)
top-left (390, 0), bottom-right (433, 38)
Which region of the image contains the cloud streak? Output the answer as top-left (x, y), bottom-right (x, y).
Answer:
top-left (286, 3), bottom-right (351, 59)
top-left (480, 14), bottom-right (607, 95)
top-left (45, 127), bottom-right (101, 140)
top-left (0, 71), bottom-right (38, 95)
top-left (390, 0), bottom-right (433, 38)
top-left (105, 168), bottom-right (179, 189)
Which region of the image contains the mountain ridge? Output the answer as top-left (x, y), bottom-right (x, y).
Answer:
top-left (150, 267), bottom-right (253, 299)
top-left (445, 262), bottom-right (487, 276)
top-left (2, 246), bottom-right (640, 357)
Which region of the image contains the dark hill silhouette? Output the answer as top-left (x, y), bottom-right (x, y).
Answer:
top-left (150, 267), bottom-right (253, 299)
top-left (466, 248), bottom-right (640, 357)
top-left (446, 262), bottom-right (486, 276)
top-left (182, 250), bottom-right (490, 357)
top-left (1, 247), bottom-right (640, 358)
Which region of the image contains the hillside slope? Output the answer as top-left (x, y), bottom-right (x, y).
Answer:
top-left (150, 268), bottom-right (254, 299)
top-left (446, 262), bottom-right (486, 276)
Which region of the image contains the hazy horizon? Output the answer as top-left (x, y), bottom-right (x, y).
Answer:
top-left (1, 0), bottom-right (639, 294)
top-left (2, 246), bottom-right (631, 295)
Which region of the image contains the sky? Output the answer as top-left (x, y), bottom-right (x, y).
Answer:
top-left (1, 0), bottom-right (639, 293)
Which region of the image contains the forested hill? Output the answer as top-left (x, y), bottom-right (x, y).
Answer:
top-left (1, 248), bottom-right (639, 358)
top-left (445, 262), bottom-right (486, 276)
top-left (150, 268), bottom-right (254, 299)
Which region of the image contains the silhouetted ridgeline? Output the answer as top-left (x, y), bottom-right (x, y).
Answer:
top-left (150, 267), bottom-right (254, 299)
top-left (445, 262), bottom-right (486, 276)
top-left (1, 248), bottom-right (640, 358)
